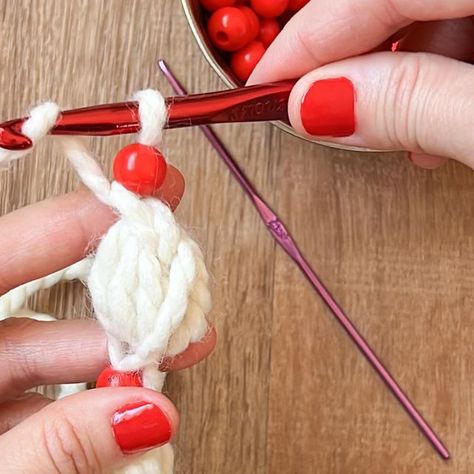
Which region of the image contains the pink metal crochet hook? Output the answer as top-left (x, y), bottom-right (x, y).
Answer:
top-left (0, 82), bottom-right (292, 151)
top-left (157, 59), bottom-right (449, 460)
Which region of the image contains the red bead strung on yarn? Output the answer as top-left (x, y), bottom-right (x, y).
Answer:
top-left (113, 143), bottom-right (167, 197)
top-left (96, 366), bottom-right (143, 388)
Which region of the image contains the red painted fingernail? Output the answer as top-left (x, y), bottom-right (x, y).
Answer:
top-left (112, 401), bottom-right (172, 454)
top-left (300, 77), bottom-right (356, 137)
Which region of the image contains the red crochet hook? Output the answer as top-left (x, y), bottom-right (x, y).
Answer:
top-left (0, 81), bottom-right (293, 151)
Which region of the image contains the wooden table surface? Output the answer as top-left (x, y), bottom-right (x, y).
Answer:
top-left (1, 1), bottom-right (474, 473)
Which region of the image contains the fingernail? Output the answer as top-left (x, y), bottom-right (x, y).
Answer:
top-left (300, 77), bottom-right (355, 137)
top-left (112, 401), bottom-right (172, 454)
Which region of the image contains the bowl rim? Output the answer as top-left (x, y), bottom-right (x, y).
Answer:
top-left (180, 0), bottom-right (384, 153)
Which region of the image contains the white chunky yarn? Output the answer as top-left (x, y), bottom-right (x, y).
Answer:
top-left (0, 90), bottom-right (211, 474)
top-left (0, 258), bottom-right (92, 317)
top-left (0, 102), bottom-right (59, 167)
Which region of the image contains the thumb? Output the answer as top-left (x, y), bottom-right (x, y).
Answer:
top-left (0, 387), bottom-right (178, 473)
top-left (288, 52), bottom-right (474, 168)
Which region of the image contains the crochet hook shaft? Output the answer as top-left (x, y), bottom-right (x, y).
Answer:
top-left (0, 82), bottom-right (292, 151)
top-left (157, 59), bottom-right (449, 460)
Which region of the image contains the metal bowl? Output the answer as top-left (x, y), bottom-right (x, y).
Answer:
top-left (181, 0), bottom-right (374, 152)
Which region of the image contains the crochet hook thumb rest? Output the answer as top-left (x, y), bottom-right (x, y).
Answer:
top-left (156, 59), bottom-right (450, 460)
top-left (0, 81), bottom-right (292, 150)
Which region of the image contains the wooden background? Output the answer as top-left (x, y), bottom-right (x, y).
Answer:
top-left (1, 1), bottom-right (474, 473)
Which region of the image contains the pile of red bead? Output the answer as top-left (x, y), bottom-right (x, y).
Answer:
top-left (200, 0), bottom-right (309, 82)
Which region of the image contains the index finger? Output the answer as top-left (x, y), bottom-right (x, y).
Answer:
top-left (248, 0), bottom-right (474, 84)
top-left (0, 318), bottom-right (216, 401)
top-left (0, 165), bottom-right (184, 295)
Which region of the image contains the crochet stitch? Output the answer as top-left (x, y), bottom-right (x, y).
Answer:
top-left (0, 89), bottom-right (211, 473)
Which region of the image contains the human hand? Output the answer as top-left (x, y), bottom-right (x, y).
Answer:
top-left (0, 166), bottom-right (216, 472)
top-left (249, 1), bottom-right (474, 169)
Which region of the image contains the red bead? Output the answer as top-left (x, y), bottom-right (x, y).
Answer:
top-left (231, 40), bottom-right (266, 82)
top-left (258, 18), bottom-right (280, 47)
top-left (278, 10), bottom-right (295, 27)
top-left (237, 6), bottom-right (259, 42)
top-left (207, 7), bottom-right (254, 52)
top-left (113, 143), bottom-right (167, 197)
top-left (249, 0), bottom-right (288, 18)
top-left (286, 0), bottom-right (309, 10)
top-left (199, 0), bottom-right (236, 11)
top-left (96, 367), bottom-right (143, 388)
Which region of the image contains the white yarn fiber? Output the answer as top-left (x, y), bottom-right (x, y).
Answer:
top-left (0, 102), bottom-right (59, 167)
top-left (0, 89), bottom-right (211, 474)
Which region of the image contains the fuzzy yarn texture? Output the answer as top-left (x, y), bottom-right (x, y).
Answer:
top-left (0, 90), bottom-right (212, 474)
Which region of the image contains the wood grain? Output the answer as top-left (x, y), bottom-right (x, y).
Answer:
top-left (1, 1), bottom-right (473, 473)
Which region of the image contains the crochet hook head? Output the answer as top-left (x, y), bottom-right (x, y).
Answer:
top-left (0, 81), bottom-right (293, 151)
top-left (0, 119), bottom-right (33, 150)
